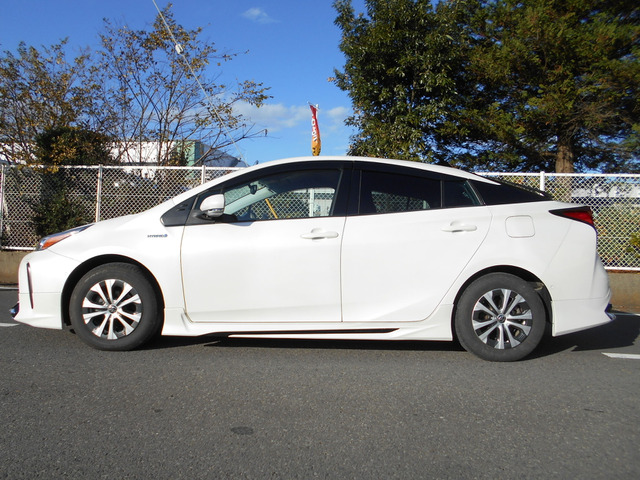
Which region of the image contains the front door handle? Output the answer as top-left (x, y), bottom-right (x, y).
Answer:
top-left (300, 228), bottom-right (339, 240)
top-left (441, 222), bottom-right (478, 233)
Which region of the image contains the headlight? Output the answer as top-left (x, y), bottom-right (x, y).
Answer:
top-left (37, 224), bottom-right (93, 250)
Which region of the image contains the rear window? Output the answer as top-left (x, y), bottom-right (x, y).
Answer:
top-left (471, 179), bottom-right (548, 205)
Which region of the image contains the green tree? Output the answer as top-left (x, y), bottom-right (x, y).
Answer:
top-left (469, 0), bottom-right (639, 172)
top-left (29, 127), bottom-right (110, 236)
top-left (334, 0), bottom-right (639, 172)
top-left (0, 40), bottom-right (99, 164)
top-left (0, 4), bottom-right (270, 167)
top-left (334, 0), bottom-right (473, 161)
top-left (98, 4), bottom-right (271, 165)
top-left (34, 126), bottom-right (114, 167)
top-left (629, 232), bottom-right (640, 259)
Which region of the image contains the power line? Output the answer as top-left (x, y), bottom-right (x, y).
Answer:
top-left (151, 0), bottom-right (245, 162)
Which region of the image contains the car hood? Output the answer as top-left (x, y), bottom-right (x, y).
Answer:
top-left (45, 204), bottom-right (175, 261)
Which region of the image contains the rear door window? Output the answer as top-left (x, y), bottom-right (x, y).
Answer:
top-left (443, 180), bottom-right (478, 208)
top-left (358, 170), bottom-right (441, 214)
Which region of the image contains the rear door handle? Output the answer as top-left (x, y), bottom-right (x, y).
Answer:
top-left (301, 228), bottom-right (339, 240)
top-left (441, 222), bottom-right (477, 233)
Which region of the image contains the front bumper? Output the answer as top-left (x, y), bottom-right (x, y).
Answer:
top-left (14, 291), bottom-right (65, 330)
top-left (13, 249), bottom-right (79, 330)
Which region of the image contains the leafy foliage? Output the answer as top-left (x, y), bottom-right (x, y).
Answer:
top-left (0, 40), bottom-right (99, 164)
top-left (34, 126), bottom-right (114, 167)
top-left (595, 203), bottom-right (640, 267)
top-left (29, 182), bottom-right (91, 238)
top-left (334, 0), bottom-right (639, 172)
top-left (628, 232), bottom-right (640, 259)
top-left (0, 4), bottom-right (270, 166)
top-left (27, 127), bottom-right (107, 237)
top-left (98, 5), bottom-right (271, 165)
top-left (333, 0), bottom-right (469, 162)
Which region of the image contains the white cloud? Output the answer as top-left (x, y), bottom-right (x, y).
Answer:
top-left (242, 8), bottom-right (277, 24)
top-left (233, 102), bottom-right (350, 135)
top-left (324, 106), bottom-right (350, 131)
top-left (234, 102), bottom-right (307, 132)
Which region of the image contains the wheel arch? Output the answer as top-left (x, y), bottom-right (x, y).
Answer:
top-left (61, 255), bottom-right (165, 328)
top-left (451, 266), bottom-right (553, 334)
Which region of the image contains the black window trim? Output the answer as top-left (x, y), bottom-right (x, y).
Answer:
top-left (469, 177), bottom-right (549, 206)
top-left (162, 160), bottom-right (354, 227)
top-left (349, 162), bottom-right (481, 216)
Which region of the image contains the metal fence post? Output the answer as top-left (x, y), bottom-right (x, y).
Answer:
top-left (0, 164), bottom-right (5, 249)
top-left (95, 165), bottom-right (103, 223)
top-left (540, 171), bottom-right (546, 192)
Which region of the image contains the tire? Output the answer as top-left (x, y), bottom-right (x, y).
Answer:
top-left (69, 263), bottom-right (161, 351)
top-left (454, 273), bottom-right (546, 362)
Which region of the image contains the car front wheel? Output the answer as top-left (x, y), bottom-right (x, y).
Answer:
top-left (69, 263), bottom-right (161, 351)
top-left (454, 273), bottom-right (546, 361)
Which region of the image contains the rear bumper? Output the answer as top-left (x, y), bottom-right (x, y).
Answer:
top-left (551, 290), bottom-right (614, 336)
top-left (606, 303), bottom-right (616, 321)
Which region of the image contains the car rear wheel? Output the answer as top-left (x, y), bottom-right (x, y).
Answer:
top-left (454, 273), bottom-right (546, 361)
top-left (69, 263), bottom-right (161, 351)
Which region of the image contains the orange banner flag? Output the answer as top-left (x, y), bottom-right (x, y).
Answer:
top-left (310, 104), bottom-right (321, 156)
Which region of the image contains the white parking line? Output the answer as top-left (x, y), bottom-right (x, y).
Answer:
top-left (603, 353), bottom-right (640, 360)
top-left (0, 323), bottom-right (19, 327)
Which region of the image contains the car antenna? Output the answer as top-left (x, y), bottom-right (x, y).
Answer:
top-left (151, 0), bottom-right (245, 164)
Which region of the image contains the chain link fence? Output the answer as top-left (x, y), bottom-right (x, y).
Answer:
top-left (1, 165), bottom-right (638, 270)
top-left (0, 165), bottom-right (238, 250)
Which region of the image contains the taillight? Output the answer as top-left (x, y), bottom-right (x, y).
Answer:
top-left (550, 206), bottom-right (595, 229)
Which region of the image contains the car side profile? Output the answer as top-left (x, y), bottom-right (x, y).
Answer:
top-left (13, 156), bottom-right (614, 361)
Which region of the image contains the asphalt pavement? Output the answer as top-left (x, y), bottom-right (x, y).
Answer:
top-left (1, 288), bottom-right (639, 479)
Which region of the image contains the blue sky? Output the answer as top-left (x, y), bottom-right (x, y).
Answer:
top-left (0, 0), bottom-right (366, 165)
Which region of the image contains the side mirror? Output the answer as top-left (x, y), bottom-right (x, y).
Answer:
top-left (199, 194), bottom-right (225, 218)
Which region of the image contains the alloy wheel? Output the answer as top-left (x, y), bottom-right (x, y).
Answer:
top-left (81, 279), bottom-right (143, 340)
top-left (471, 288), bottom-right (533, 350)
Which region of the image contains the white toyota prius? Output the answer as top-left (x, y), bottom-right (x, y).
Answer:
top-left (13, 156), bottom-right (614, 361)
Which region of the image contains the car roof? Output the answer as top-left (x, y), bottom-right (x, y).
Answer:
top-left (257, 156), bottom-right (490, 182)
top-left (166, 155), bottom-right (495, 207)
